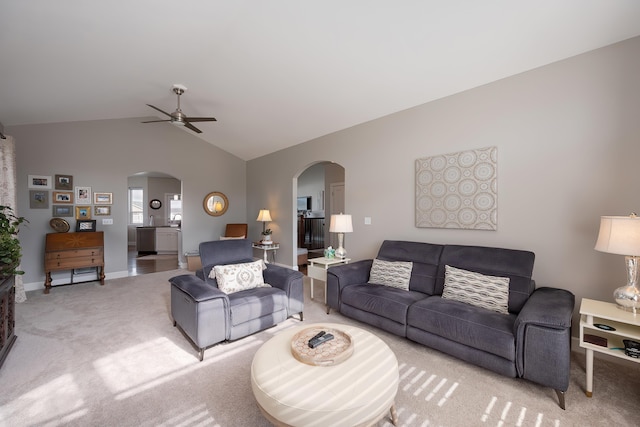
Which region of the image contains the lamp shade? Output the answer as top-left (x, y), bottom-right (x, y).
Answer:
top-left (595, 215), bottom-right (640, 256)
top-left (329, 214), bottom-right (353, 233)
top-left (256, 209), bottom-right (272, 222)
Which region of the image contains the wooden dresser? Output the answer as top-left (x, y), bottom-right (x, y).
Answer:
top-left (44, 231), bottom-right (105, 294)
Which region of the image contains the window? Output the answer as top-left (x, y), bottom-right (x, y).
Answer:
top-left (167, 193), bottom-right (182, 224)
top-left (129, 187), bottom-right (143, 225)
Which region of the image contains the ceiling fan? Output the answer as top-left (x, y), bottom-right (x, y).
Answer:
top-left (142, 84), bottom-right (216, 134)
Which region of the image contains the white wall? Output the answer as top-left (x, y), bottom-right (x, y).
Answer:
top-left (10, 117), bottom-right (246, 290)
top-left (247, 37), bottom-right (640, 328)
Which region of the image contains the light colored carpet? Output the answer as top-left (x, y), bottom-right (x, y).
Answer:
top-left (1, 270), bottom-right (639, 426)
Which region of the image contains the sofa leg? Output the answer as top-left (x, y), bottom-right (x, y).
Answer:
top-left (198, 348), bottom-right (204, 362)
top-left (555, 389), bottom-right (566, 410)
top-left (299, 312), bottom-right (304, 321)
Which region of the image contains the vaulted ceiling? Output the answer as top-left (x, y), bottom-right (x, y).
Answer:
top-left (2, 1), bottom-right (640, 160)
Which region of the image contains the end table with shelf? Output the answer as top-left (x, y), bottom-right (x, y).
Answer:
top-left (252, 242), bottom-right (279, 264)
top-left (307, 257), bottom-right (350, 313)
top-left (579, 298), bottom-right (640, 397)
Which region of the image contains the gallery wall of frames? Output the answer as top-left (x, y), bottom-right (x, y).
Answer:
top-left (28, 174), bottom-right (113, 233)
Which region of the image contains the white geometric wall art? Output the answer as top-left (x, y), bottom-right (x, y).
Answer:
top-left (415, 146), bottom-right (497, 230)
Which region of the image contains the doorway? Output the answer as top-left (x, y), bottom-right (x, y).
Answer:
top-left (127, 172), bottom-right (182, 276)
top-left (294, 162), bottom-right (345, 271)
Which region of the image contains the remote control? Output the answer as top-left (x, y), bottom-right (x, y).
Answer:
top-left (308, 331), bottom-right (326, 344)
top-left (309, 333), bottom-right (334, 349)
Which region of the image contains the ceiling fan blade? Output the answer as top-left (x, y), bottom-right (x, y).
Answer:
top-left (141, 119), bottom-right (171, 123)
top-left (184, 117), bottom-right (217, 122)
top-left (146, 104), bottom-right (173, 118)
top-left (183, 121), bottom-right (203, 134)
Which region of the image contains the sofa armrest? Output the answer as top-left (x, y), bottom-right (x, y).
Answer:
top-left (263, 264), bottom-right (304, 317)
top-left (514, 287), bottom-right (575, 391)
top-left (169, 274), bottom-right (227, 302)
top-left (326, 259), bottom-right (373, 311)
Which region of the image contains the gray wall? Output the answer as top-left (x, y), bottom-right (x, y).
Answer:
top-left (247, 37), bottom-right (640, 327)
top-left (10, 117), bottom-right (246, 291)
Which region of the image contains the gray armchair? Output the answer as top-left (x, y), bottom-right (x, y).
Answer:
top-left (169, 239), bottom-right (304, 360)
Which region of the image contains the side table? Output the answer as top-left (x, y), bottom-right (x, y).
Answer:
top-left (252, 242), bottom-right (279, 264)
top-left (308, 257), bottom-right (350, 313)
top-left (579, 298), bottom-right (640, 397)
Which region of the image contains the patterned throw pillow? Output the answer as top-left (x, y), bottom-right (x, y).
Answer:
top-left (442, 265), bottom-right (510, 314)
top-left (210, 260), bottom-right (271, 294)
top-left (368, 258), bottom-right (413, 290)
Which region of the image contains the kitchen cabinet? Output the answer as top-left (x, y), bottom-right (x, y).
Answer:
top-left (156, 228), bottom-right (178, 253)
top-left (136, 227), bottom-right (179, 254)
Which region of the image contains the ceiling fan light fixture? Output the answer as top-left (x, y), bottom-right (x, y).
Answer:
top-left (143, 85), bottom-right (216, 134)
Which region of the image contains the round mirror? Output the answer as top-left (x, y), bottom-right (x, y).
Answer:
top-left (203, 192), bottom-right (229, 216)
top-left (150, 199), bottom-right (162, 209)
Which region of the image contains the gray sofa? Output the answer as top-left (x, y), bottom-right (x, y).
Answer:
top-left (326, 240), bottom-right (575, 409)
top-left (169, 239), bottom-right (304, 361)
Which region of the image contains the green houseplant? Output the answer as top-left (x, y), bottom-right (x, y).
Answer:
top-left (0, 205), bottom-right (28, 277)
top-left (261, 228), bottom-right (272, 242)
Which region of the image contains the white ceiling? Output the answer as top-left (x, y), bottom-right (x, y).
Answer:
top-left (2, 1), bottom-right (640, 160)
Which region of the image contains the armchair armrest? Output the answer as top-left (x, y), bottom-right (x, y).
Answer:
top-left (263, 264), bottom-right (304, 317)
top-left (169, 274), bottom-right (227, 302)
top-left (326, 259), bottom-right (373, 311)
top-left (514, 287), bottom-right (575, 392)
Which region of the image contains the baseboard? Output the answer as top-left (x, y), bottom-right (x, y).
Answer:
top-left (23, 270), bottom-right (129, 293)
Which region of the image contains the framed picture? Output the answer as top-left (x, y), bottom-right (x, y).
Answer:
top-left (94, 192), bottom-right (112, 205)
top-left (53, 191), bottom-right (74, 204)
top-left (28, 175), bottom-right (52, 189)
top-left (54, 174), bottom-right (73, 190)
top-left (29, 190), bottom-right (49, 209)
top-left (52, 205), bottom-right (74, 217)
top-left (75, 205), bottom-right (91, 220)
top-left (94, 206), bottom-right (111, 216)
top-left (75, 186), bottom-right (91, 204)
top-left (75, 219), bottom-right (96, 232)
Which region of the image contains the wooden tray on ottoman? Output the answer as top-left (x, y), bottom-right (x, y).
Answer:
top-left (291, 325), bottom-right (353, 366)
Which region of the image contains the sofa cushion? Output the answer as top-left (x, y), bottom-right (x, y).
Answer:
top-left (407, 296), bottom-right (517, 361)
top-left (442, 265), bottom-right (510, 315)
top-left (368, 258), bottom-right (413, 290)
top-left (228, 287), bottom-right (287, 326)
top-left (341, 283), bottom-right (428, 325)
top-left (377, 240), bottom-right (443, 295)
top-left (437, 245), bottom-right (535, 312)
top-left (212, 260), bottom-right (271, 294)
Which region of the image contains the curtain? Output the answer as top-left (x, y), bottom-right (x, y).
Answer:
top-left (0, 135), bottom-right (27, 302)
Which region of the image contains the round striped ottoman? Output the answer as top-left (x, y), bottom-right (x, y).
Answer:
top-left (251, 323), bottom-right (399, 426)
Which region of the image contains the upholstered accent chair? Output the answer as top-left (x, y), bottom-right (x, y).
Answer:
top-left (224, 223), bottom-right (248, 238)
top-left (169, 239), bottom-right (304, 360)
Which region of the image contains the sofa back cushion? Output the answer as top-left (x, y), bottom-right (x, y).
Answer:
top-left (377, 240), bottom-right (444, 295)
top-left (199, 239), bottom-right (255, 284)
top-left (438, 245), bottom-right (535, 313)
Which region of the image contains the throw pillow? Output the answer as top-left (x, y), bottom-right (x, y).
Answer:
top-left (210, 260), bottom-right (271, 294)
top-left (442, 265), bottom-right (510, 314)
top-left (368, 258), bottom-right (413, 290)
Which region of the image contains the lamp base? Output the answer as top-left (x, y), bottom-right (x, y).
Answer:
top-left (614, 284), bottom-right (640, 315)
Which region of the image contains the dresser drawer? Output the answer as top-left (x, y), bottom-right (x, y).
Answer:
top-left (46, 255), bottom-right (103, 270)
top-left (45, 248), bottom-right (103, 261)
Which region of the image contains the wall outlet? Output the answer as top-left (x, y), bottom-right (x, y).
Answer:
top-left (102, 218), bottom-right (113, 225)
top-left (364, 217), bottom-right (372, 225)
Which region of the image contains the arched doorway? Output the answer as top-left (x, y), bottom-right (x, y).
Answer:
top-left (127, 171), bottom-right (182, 276)
top-left (293, 161), bottom-right (345, 273)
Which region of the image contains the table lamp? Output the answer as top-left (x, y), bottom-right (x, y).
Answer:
top-left (329, 213), bottom-right (353, 259)
top-left (256, 209), bottom-right (272, 243)
top-left (594, 213), bottom-right (640, 313)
